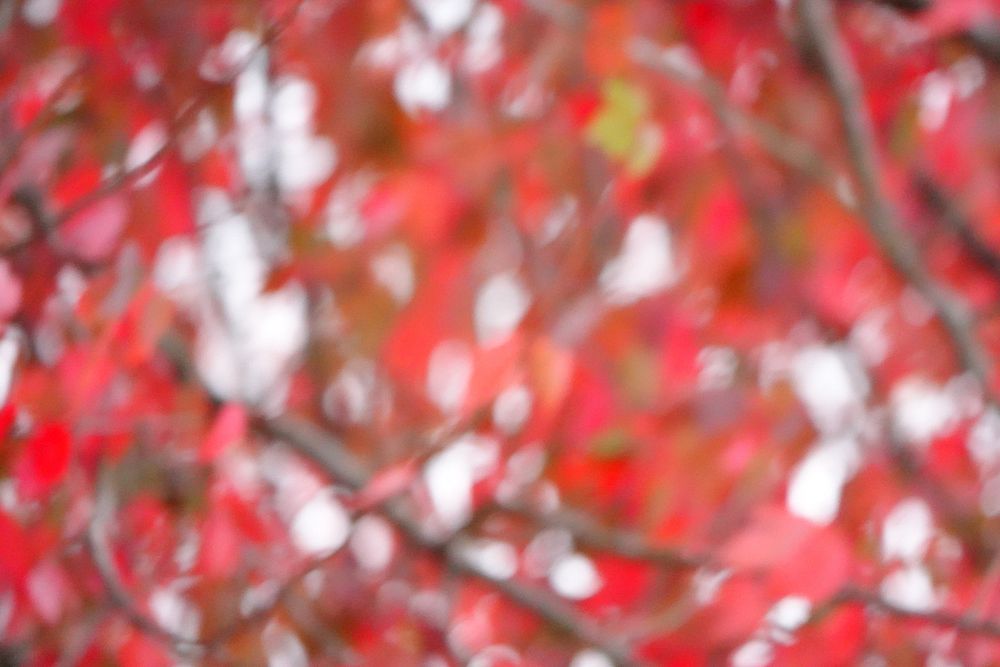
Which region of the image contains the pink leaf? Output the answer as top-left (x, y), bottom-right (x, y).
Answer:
top-left (199, 403), bottom-right (248, 463)
top-left (16, 423), bottom-right (72, 497)
top-left (58, 195), bottom-right (128, 263)
top-left (0, 260), bottom-right (23, 320)
top-left (350, 458), bottom-right (421, 511)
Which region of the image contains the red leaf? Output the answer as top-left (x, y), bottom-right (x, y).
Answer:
top-left (199, 403), bottom-right (247, 463)
top-left (775, 531), bottom-right (851, 601)
top-left (580, 556), bottom-right (654, 615)
top-left (722, 506), bottom-right (852, 601)
top-left (0, 260), bottom-right (23, 321)
top-left (60, 0), bottom-right (121, 52)
top-left (351, 458), bottom-right (421, 511)
top-left (117, 632), bottom-right (172, 667)
top-left (775, 603), bottom-right (866, 665)
top-left (197, 508), bottom-right (242, 579)
top-left (13, 89), bottom-right (46, 130)
top-left (585, 5), bottom-right (631, 76)
top-left (0, 403), bottom-right (17, 442)
top-left (16, 423), bottom-right (72, 497)
top-left (566, 91), bottom-right (601, 129)
top-left (57, 195), bottom-right (128, 263)
top-left (660, 316), bottom-right (701, 397)
top-left (0, 511), bottom-right (31, 583)
top-left (721, 506), bottom-right (814, 571)
top-left (153, 160), bottom-right (196, 238)
top-left (702, 575), bottom-right (771, 642)
top-left (51, 163), bottom-right (129, 262)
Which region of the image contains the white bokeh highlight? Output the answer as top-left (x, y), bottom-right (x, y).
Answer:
top-left (786, 436), bottom-right (861, 525)
top-left (350, 514), bottom-right (395, 572)
top-left (790, 344), bottom-right (868, 435)
top-left (410, 0), bottom-right (476, 35)
top-left (424, 434), bottom-right (499, 531)
top-left (426, 340), bottom-right (473, 413)
top-left (600, 215), bottom-right (679, 304)
top-left (881, 498), bottom-right (933, 563)
top-left (549, 553), bottom-right (602, 600)
top-left (290, 489), bottom-right (351, 556)
top-left (475, 272), bottom-right (531, 344)
top-left (881, 565), bottom-right (937, 612)
top-left (394, 58), bottom-right (452, 115)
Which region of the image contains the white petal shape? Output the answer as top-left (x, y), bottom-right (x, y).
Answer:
top-left (350, 514), bottom-right (395, 572)
top-left (549, 553), bottom-right (602, 600)
top-left (290, 489), bottom-right (351, 556)
top-left (394, 58), bottom-right (452, 114)
top-left (786, 436), bottom-right (860, 525)
top-left (790, 344), bottom-right (868, 435)
top-left (881, 565), bottom-right (937, 612)
top-left (426, 340), bottom-right (473, 413)
top-left (600, 215), bottom-right (678, 304)
top-left (475, 272), bottom-right (530, 344)
top-left (410, 0), bottom-right (475, 34)
top-left (881, 498), bottom-right (933, 563)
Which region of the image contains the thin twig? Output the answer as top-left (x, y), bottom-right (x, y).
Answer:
top-left (87, 456), bottom-right (409, 657)
top-left (524, 2), bottom-right (858, 210)
top-left (259, 415), bottom-right (639, 666)
top-left (86, 467), bottom-right (205, 656)
top-left (499, 499), bottom-right (710, 569)
top-left (627, 37), bottom-right (853, 206)
top-left (53, 0), bottom-right (304, 226)
top-left (0, 63), bottom-right (85, 177)
top-left (916, 171), bottom-right (1000, 279)
top-left (156, 336), bottom-right (641, 666)
top-left (797, 0), bottom-right (995, 399)
top-left (838, 586), bottom-right (1000, 638)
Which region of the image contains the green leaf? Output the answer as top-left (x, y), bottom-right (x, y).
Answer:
top-left (585, 78), bottom-right (660, 175)
top-left (589, 427), bottom-right (633, 460)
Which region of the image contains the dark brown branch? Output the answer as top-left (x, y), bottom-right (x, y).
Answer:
top-left (964, 21), bottom-right (1000, 64)
top-left (5, 6), bottom-right (301, 265)
top-left (53, 0), bottom-right (304, 226)
top-left (628, 37), bottom-right (852, 206)
top-left (500, 499), bottom-right (710, 569)
top-left (86, 467), bottom-right (205, 655)
top-left (6, 184), bottom-right (115, 273)
top-left (0, 65), bottom-right (83, 177)
top-left (86, 463), bottom-right (356, 657)
top-left (824, 586), bottom-right (1000, 638)
top-left (863, 0), bottom-right (932, 13)
top-left (916, 172), bottom-right (1000, 279)
top-left (155, 335), bottom-right (640, 666)
top-left (260, 415), bottom-right (639, 666)
top-left (854, 1), bottom-right (1000, 67)
top-left (797, 0), bottom-right (995, 400)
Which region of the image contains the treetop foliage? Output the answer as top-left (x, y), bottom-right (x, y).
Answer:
top-left (4, 0), bottom-right (1000, 664)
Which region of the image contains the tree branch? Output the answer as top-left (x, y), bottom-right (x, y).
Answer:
top-left (628, 37), bottom-right (854, 208)
top-left (915, 171), bottom-right (1000, 280)
top-left (823, 586), bottom-right (1000, 639)
top-left (526, 0), bottom-right (859, 210)
top-left (259, 414), bottom-right (639, 666)
top-left (864, 0), bottom-right (932, 13)
top-left (0, 64), bottom-right (83, 178)
top-left (156, 335), bottom-right (640, 665)
top-left (964, 20), bottom-right (1000, 65)
top-left (796, 0), bottom-right (995, 399)
top-left (85, 467), bottom-right (205, 656)
top-left (499, 499), bottom-right (710, 569)
top-left (87, 454), bottom-right (435, 659)
top-left (53, 0), bottom-right (305, 226)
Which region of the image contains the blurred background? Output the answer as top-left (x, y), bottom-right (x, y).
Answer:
top-left (3, 0), bottom-right (1000, 664)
